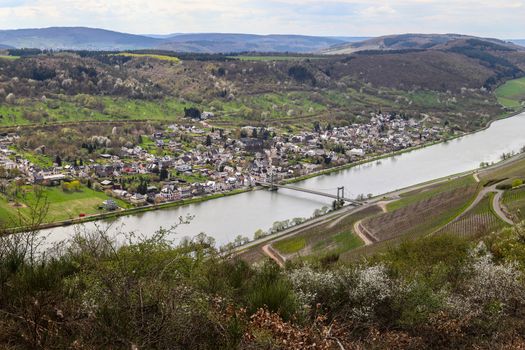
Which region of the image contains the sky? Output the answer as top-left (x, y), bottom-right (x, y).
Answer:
top-left (0, 0), bottom-right (524, 38)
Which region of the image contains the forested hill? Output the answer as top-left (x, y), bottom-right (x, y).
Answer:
top-left (0, 27), bottom-right (358, 53)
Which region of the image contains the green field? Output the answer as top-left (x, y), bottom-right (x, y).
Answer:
top-left (0, 186), bottom-right (129, 227)
top-left (273, 236), bottom-right (307, 254)
top-left (116, 53), bottom-right (180, 63)
top-left (0, 95), bottom-right (189, 126)
top-left (495, 77), bottom-right (525, 109)
top-left (0, 55), bottom-right (19, 61)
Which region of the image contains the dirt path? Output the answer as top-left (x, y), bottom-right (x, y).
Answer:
top-left (353, 220), bottom-right (376, 245)
top-left (327, 211), bottom-right (353, 229)
top-left (262, 244), bottom-right (285, 267)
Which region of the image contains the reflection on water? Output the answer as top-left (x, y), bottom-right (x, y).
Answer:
top-left (41, 113), bottom-right (525, 245)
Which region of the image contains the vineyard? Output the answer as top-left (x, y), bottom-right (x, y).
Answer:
top-left (272, 205), bottom-right (382, 259)
top-left (437, 193), bottom-right (508, 237)
top-left (387, 175), bottom-right (476, 211)
top-left (479, 156), bottom-right (525, 183)
top-left (362, 185), bottom-right (478, 242)
top-left (503, 186), bottom-right (525, 221)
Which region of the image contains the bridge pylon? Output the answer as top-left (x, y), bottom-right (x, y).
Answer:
top-left (337, 186), bottom-right (345, 201)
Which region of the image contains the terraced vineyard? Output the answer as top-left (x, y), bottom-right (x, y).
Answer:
top-left (503, 187), bottom-right (525, 221)
top-left (271, 205), bottom-right (382, 259)
top-left (438, 193), bottom-right (508, 237)
top-left (362, 185), bottom-right (478, 241)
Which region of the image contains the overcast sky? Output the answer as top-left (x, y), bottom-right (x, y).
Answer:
top-left (0, 0), bottom-right (524, 38)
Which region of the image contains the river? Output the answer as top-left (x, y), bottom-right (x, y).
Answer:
top-left (40, 112), bottom-right (525, 246)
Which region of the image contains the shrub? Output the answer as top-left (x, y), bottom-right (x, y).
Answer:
top-left (246, 261), bottom-right (298, 320)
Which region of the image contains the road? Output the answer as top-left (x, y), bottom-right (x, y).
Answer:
top-left (236, 154), bottom-right (525, 264)
top-left (449, 180), bottom-right (514, 226)
top-left (493, 190), bottom-right (514, 225)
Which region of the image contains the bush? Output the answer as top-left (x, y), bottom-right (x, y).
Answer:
top-left (496, 183), bottom-right (512, 190)
top-left (246, 261), bottom-right (298, 320)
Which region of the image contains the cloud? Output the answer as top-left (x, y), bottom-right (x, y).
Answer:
top-left (360, 5), bottom-right (397, 17)
top-left (0, 0), bottom-right (523, 38)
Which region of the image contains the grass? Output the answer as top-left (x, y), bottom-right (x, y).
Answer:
top-left (364, 182), bottom-right (479, 244)
top-left (116, 53), bottom-right (180, 63)
top-left (273, 237), bottom-right (306, 254)
top-left (479, 157), bottom-right (525, 183)
top-left (495, 77), bottom-right (525, 109)
top-left (0, 186), bottom-right (129, 227)
top-left (503, 186), bottom-right (525, 221)
top-left (331, 231), bottom-right (365, 253)
top-left (438, 192), bottom-right (508, 238)
top-left (262, 206), bottom-right (379, 263)
top-left (0, 55), bottom-right (19, 61)
top-left (0, 95), bottom-right (190, 127)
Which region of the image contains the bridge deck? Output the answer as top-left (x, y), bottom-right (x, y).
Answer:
top-left (259, 182), bottom-right (361, 205)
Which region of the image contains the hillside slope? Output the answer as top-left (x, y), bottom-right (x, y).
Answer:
top-left (0, 27), bottom-right (354, 53)
top-left (158, 34), bottom-right (347, 53)
top-left (323, 33), bottom-right (524, 54)
top-left (0, 27), bottom-right (162, 50)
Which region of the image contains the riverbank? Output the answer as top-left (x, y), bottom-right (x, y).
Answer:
top-left (284, 107), bottom-right (525, 185)
top-left (8, 108), bottom-right (525, 236)
top-left (4, 187), bottom-right (256, 235)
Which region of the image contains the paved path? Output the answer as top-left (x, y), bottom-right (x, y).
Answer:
top-left (447, 180), bottom-right (515, 227)
top-left (239, 155), bottom-right (525, 263)
top-left (493, 190), bottom-right (514, 225)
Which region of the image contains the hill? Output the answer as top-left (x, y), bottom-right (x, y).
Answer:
top-left (511, 39), bottom-right (525, 47)
top-left (0, 27), bottom-right (360, 53)
top-left (0, 27), bottom-right (162, 50)
top-left (158, 33), bottom-right (347, 53)
top-left (323, 33), bottom-right (524, 54)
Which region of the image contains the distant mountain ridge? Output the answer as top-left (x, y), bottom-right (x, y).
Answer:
top-left (0, 27), bottom-right (162, 50)
top-left (0, 27), bottom-right (365, 53)
top-left (0, 28), bottom-right (522, 54)
top-left (323, 33), bottom-right (525, 54)
top-left (157, 33), bottom-right (351, 53)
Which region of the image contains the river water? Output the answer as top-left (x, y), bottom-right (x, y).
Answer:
top-left (40, 112), bottom-right (525, 246)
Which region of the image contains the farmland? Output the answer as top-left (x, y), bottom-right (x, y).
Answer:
top-left (115, 52), bottom-right (180, 63)
top-left (361, 184), bottom-right (478, 242)
top-left (495, 77), bottom-right (525, 109)
top-left (438, 192), bottom-right (508, 237)
top-left (240, 205), bottom-right (381, 264)
top-left (387, 175), bottom-right (477, 211)
top-left (503, 187), bottom-right (525, 221)
top-left (0, 185), bottom-right (129, 227)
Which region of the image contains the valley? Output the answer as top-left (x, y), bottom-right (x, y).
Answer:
top-left (2, 5), bottom-right (525, 345)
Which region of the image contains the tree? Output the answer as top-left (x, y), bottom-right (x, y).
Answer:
top-left (184, 107), bottom-right (201, 119)
top-left (159, 168), bottom-right (169, 181)
top-left (55, 154), bottom-right (62, 166)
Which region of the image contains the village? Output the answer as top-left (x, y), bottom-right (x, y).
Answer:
top-left (0, 112), bottom-right (449, 213)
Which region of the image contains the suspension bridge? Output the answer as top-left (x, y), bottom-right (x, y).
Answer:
top-left (257, 180), bottom-right (362, 206)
